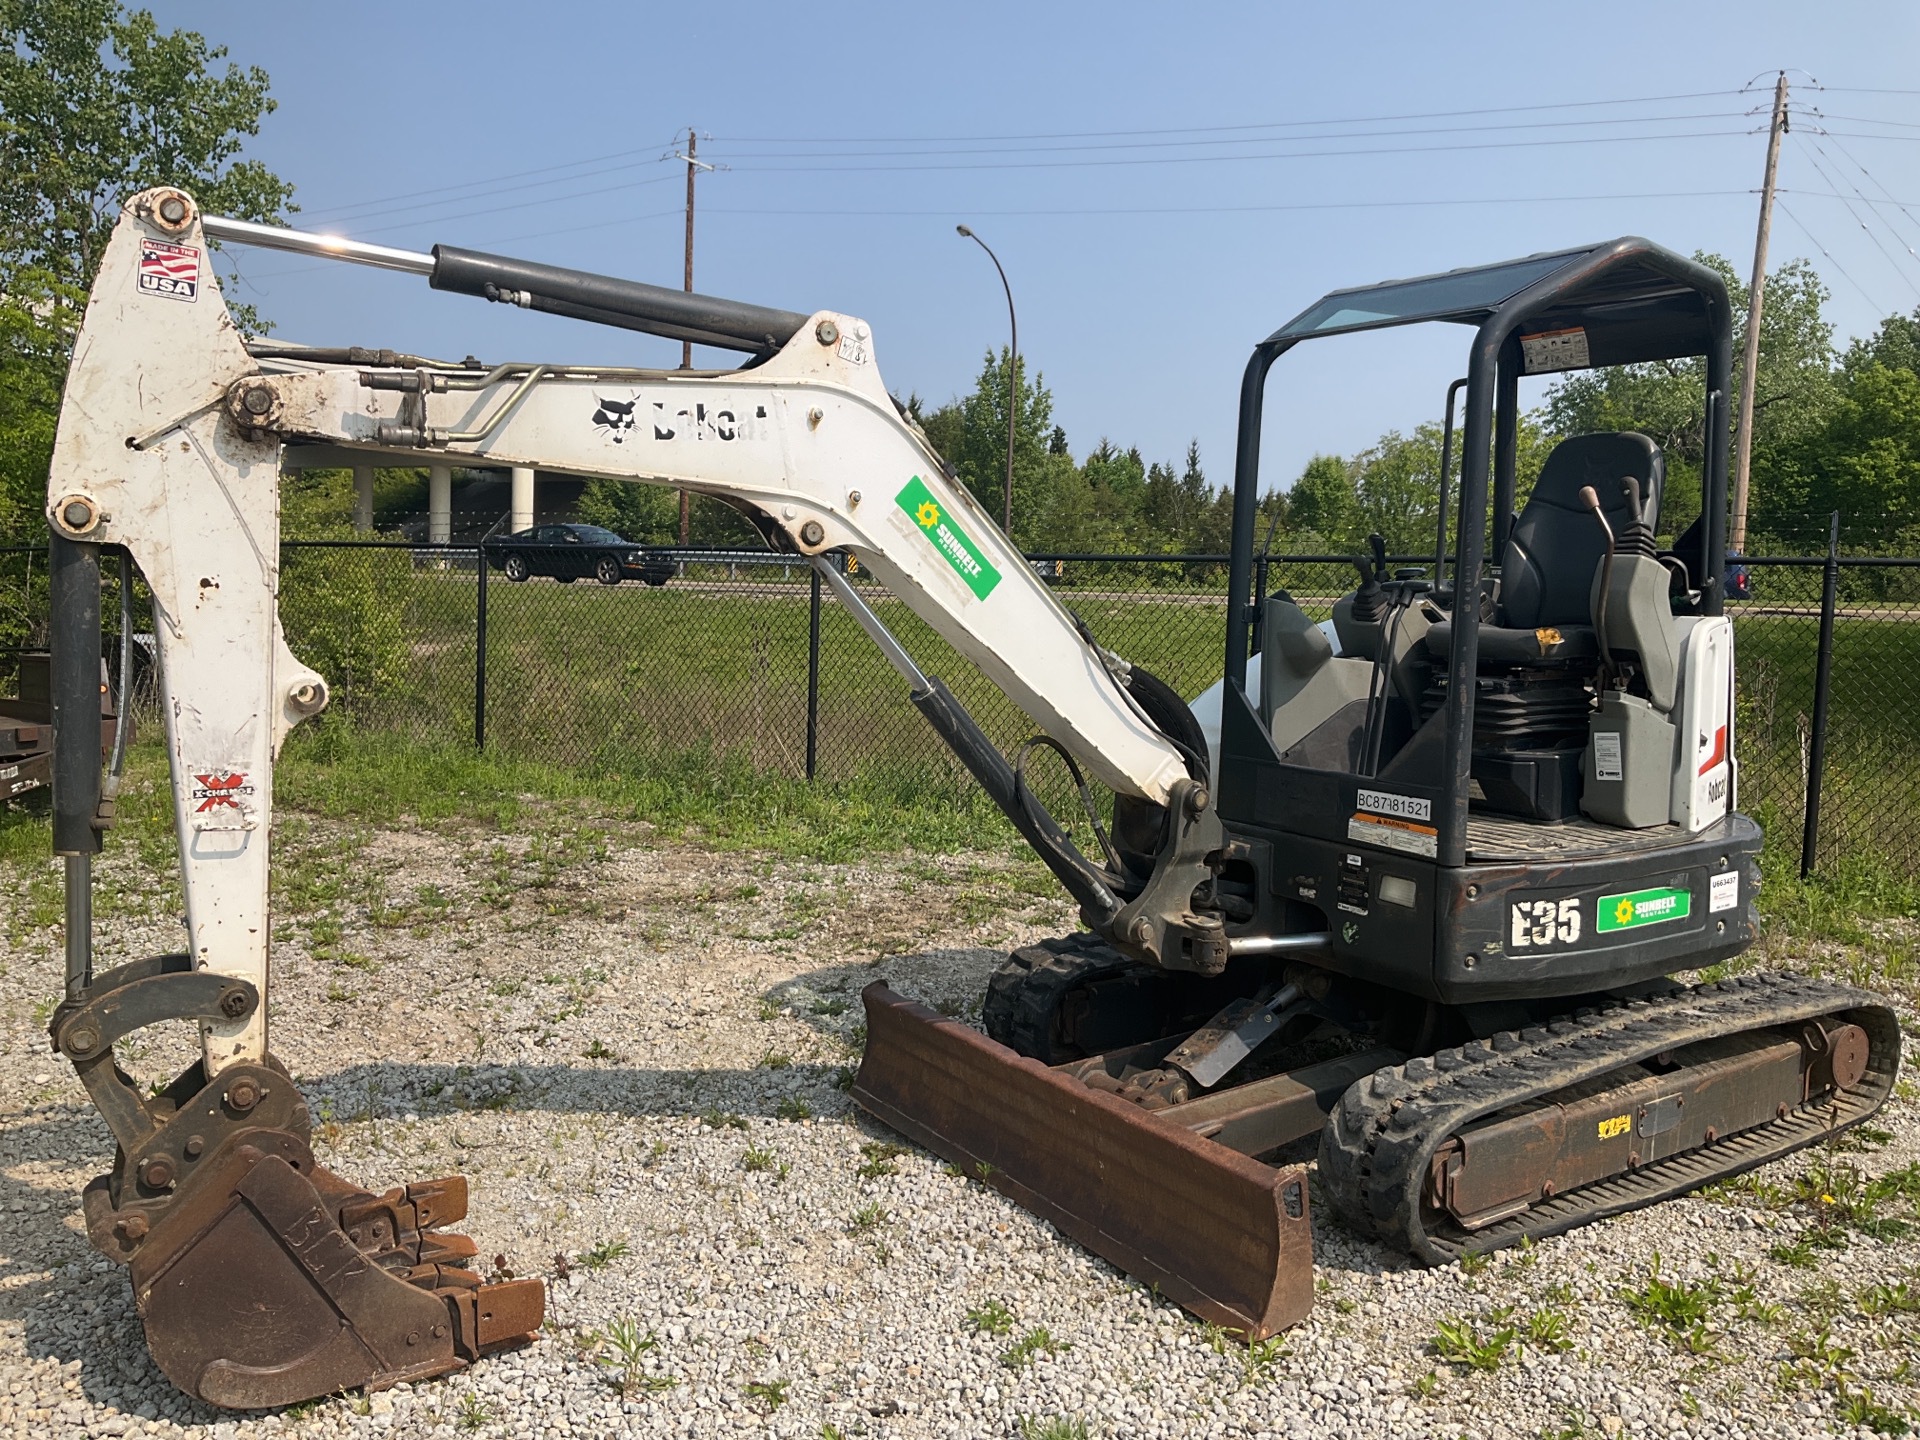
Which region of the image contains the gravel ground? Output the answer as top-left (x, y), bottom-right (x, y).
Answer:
top-left (3, 801), bottom-right (1919, 1440)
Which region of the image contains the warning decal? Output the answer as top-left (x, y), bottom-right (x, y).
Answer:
top-left (1347, 811), bottom-right (1438, 859)
top-left (138, 238), bottom-right (200, 302)
top-left (1520, 326), bottom-right (1590, 374)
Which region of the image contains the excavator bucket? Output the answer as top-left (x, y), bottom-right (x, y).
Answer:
top-left (51, 953), bottom-right (544, 1409)
top-left (853, 984), bottom-right (1315, 1338)
top-left (108, 1144), bottom-right (544, 1409)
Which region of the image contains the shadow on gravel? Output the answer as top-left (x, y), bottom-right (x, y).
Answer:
top-left (1, 940), bottom-right (1406, 1416)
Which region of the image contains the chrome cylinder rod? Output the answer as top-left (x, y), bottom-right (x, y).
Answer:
top-left (65, 855), bottom-right (92, 999)
top-left (1228, 933), bottom-right (1333, 958)
top-left (811, 556), bottom-right (930, 695)
top-left (202, 215), bottom-right (434, 276)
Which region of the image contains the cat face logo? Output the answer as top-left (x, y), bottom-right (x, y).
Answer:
top-left (592, 394), bottom-right (637, 442)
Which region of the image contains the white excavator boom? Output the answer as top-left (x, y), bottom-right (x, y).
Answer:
top-left (49, 190), bottom-right (1193, 1076)
top-left (37, 185), bottom-right (1205, 1409)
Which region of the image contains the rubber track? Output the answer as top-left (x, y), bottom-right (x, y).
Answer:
top-left (982, 934), bottom-right (1132, 1064)
top-left (1318, 972), bottom-right (1902, 1264)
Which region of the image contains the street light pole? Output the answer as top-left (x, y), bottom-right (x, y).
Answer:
top-left (956, 225), bottom-right (1017, 538)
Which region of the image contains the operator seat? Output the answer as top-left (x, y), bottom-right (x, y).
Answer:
top-left (1424, 431), bottom-right (1664, 665)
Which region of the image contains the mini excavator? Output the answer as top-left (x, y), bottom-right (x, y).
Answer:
top-left (42, 189), bottom-right (1897, 1407)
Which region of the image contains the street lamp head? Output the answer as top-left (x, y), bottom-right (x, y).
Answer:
top-left (955, 224), bottom-right (973, 238)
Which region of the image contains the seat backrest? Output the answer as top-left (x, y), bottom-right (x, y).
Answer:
top-left (1500, 432), bottom-right (1664, 630)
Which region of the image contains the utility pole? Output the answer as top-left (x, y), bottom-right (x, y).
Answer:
top-left (674, 127), bottom-right (713, 544)
top-left (1732, 72), bottom-right (1789, 555)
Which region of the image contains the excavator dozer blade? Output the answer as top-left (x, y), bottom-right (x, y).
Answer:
top-left (853, 983), bottom-right (1314, 1339)
top-left (114, 1142), bottom-right (545, 1409)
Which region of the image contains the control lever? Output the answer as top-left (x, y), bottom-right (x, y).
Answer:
top-left (1579, 485), bottom-right (1618, 685)
top-left (1349, 532), bottom-right (1389, 624)
top-left (1616, 474), bottom-right (1657, 557)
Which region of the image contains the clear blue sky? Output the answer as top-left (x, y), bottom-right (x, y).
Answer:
top-left (146, 0), bottom-right (1920, 492)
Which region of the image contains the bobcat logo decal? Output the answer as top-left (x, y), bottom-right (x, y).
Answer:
top-left (591, 394), bottom-right (637, 443)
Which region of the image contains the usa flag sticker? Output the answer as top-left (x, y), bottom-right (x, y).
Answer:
top-left (138, 238), bottom-right (199, 302)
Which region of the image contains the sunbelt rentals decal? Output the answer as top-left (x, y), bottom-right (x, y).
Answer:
top-left (896, 477), bottom-right (1001, 600)
top-left (1596, 885), bottom-right (1691, 934)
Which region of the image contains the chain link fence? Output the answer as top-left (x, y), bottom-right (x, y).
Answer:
top-left (0, 539), bottom-right (1908, 877)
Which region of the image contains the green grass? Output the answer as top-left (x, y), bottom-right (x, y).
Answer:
top-left (1734, 611), bottom-right (1920, 877)
top-left (1618, 1256), bottom-right (1719, 1353)
top-left (964, 1299), bottom-right (1015, 1337)
top-left (577, 1238), bottom-right (630, 1271)
top-left (1001, 1326), bottom-right (1068, 1370)
top-left (277, 722), bottom-right (1019, 862)
top-left (1431, 1312), bottom-right (1516, 1372)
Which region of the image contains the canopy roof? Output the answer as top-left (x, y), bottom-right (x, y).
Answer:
top-left (1267, 238), bottom-right (1723, 369)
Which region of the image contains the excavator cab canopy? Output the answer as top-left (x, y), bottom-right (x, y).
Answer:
top-left (1266, 240), bottom-right (1722, 365)
top-left (1222, 237), bottom-right (1736, 869)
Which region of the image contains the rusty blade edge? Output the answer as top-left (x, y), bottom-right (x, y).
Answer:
top-left (853, 982), bottom-right (1313, 1339)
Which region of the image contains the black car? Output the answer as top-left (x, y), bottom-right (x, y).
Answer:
top-left (485, 525), bottom-right (675, 586)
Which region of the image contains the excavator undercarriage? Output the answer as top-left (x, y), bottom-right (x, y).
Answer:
top-left (41, 189), bottom-right (1898, 1405)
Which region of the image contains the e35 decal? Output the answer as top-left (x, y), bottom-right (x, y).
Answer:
top-left (1510, 897), bottom-right (1582, 948)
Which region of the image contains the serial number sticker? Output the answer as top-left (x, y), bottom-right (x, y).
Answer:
top-left (1598, 1114), bottom-right (1632, 1140)
top-left (1710, 871), bottom-right (1739, 913)
top-left (1593, 731), bottom-right (1624, 782)
top-left (1346, 812), bottom-right (1437, 859)
top-left (1597, 885), bottom-right (1692, 933)
top-left (1520, 325), bottom-right (1589, 373)
top-left (1356, 788), bottom-right (1431, 822)
top-left (1510, 897), bottom-right (1582, 948)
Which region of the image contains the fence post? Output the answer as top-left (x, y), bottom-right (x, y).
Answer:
top-left (805, 564), bottom-right (822, 780)
top-left (474, 544), bottom-right (489, 751)
top-left (1800, 511), bottom-right (1840, 878)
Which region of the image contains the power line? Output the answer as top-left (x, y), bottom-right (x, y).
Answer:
top-left (720, 128), bottom-right (1757, 176)
top-left (265, 92), bottom-right (1763, 249)
top-left (1800, 132), bottom-right (1920, 272)
top-left (1810, 130), bottom-right (1920, 143)
top-left (712, 110), bottom-right (1750, 162)
top-left (289, 173), bottom-right (682, 243)
top-left (294, 137), bottom-right (685, 224)
top-left (711, 88), bottom-right (1747, 144)
top-left (216, 186), bottom-right (1763, 286)
top-left (1806, 111), bottom-right (1920, 131)
top-left (1776, 197), bottom-right (1887, 314)
top-left (702, 189), bottom-right (1756, 219)
top-left (1791, 135), bottom-right (1920, 301)
top-left (299, 158), bottom-right (679, 231)
top-left (1802, 127), bottom-right (1920, 254)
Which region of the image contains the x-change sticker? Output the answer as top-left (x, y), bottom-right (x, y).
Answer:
top-left (1597, 885), bottom-right (1691, 933)
top-left (896, 477), bottom-right (1001, 600)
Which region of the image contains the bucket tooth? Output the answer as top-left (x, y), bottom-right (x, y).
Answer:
top-left (853, 982), bottom-right (1314, 1338)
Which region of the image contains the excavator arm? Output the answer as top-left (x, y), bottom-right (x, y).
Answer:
top-left (42, 189), bottom-right (1245, 1407)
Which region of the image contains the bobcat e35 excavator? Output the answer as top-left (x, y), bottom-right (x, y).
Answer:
top-left (43, 188), bottom-right (1898, 1407)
